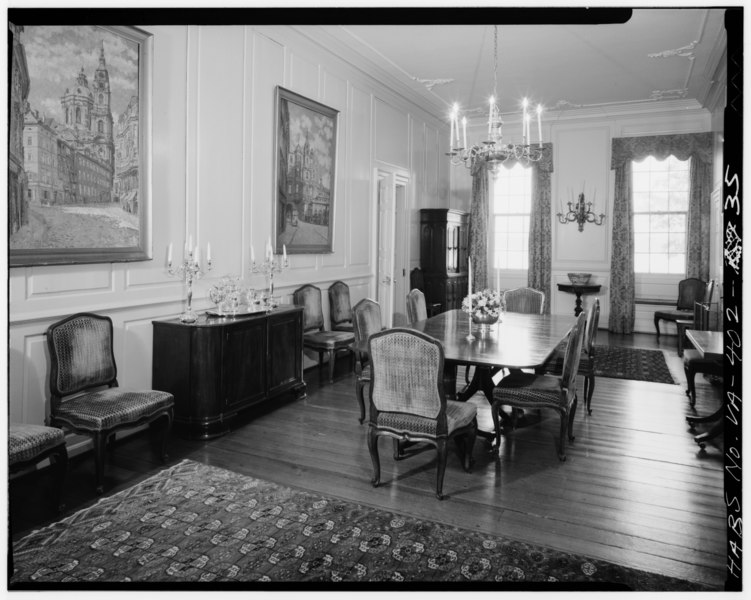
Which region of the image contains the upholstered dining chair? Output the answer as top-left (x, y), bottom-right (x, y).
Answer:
top-left (328, 280), bottom-right (354, 332)
top-left (653, 277), bottom-right (707, 341)
top-left (676, 280), bottom-right (715, 356)
top-left (367, 328), bottom-right (477, 500)
top-left (491, 311), bottom-right (587, 461)
top-left (294, 284), bottom-right (355, 384)
top-left (683, 302), bottom-right (722, 406)
top-left (406, 288), bottom-right (429, 323)
top-left (46, 313), bottom-right (174, 494)
top-left (538, 298), bottom-right (600, 416)
top-left (409, 268), bottom-right (441, 316)
top-left (503, 287), bottom-right (545, 315)
top-left (352, 298), bottom-right (383, 423)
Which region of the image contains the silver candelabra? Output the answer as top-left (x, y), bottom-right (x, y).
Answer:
top-left (168, 243), bottom-right (212, 323)
top-left (250, 247), bottom-right (289, 301)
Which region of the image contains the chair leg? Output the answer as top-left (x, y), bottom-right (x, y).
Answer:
top-left (50, 444), bottom-right (68, 514)
top-left (367, 429), bottom-right (381, 488)
top-left (327, 350), bottom-right (336, 383)
top-left (160, 411), bottom-right (173, 462)
top-left (490, 400), bottom-right (503, 454)
top-left (568, 395), bottom-right (578, 443)
top-left (685, 364), bottom-right (697, 407)
top-left (356, 380), bottom-right (366, 423)
top-left (585, 375), bottom-right (595, 415)
top-left (464, 421), bottom-right (477, 472)
top-left (654, 315), bottom-right (661, 338)
top-left (93, 432), bottom-right (108, 494)
top-left (435, 438), bottom-right (448, 500)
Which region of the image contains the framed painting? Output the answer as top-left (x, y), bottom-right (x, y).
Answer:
top-left (273, 86), bottom-right (338, 254)
top-left (8, 23), bottom-right (153, 266)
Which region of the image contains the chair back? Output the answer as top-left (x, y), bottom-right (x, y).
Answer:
top-left (583, 298), bottom-right (601, 356)
top-left (560, 312), bottom-right (587, 391)
top-left (46, 312), bottom-right (118, 400)
top-left (406, 288), bottom-right (428, 323)
top-left (694, 301), bottom-right (711, 330)
top-left (352, 298), bottom-right (382, 362)
top-left (328, 281), bottom-right (353, 329)
top-left (410, 268), bottom-right (426, 291)
top-left (704, 279), bottom-right (715, 306)
top-left (503, 287), bottom-right (545, 314)
top-left (368, 328), bottom-right (445, 420)
top-left (676, 278), bottom-right (706, 310)
top-left (293, 284), bottom-right (325, 332)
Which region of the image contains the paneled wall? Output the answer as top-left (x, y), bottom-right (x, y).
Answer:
top-left (8, 25), bottom-right (449, 428)
top-left (450, 103), bottom-right (717, 330)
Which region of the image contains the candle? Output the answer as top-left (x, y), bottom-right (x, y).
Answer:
top-left (468, 257), bottom-right (473, 315)
top-left (536, 104), bottom-right (543, 147)
top-left (496, 269), bottom-right (500, 293)
top-left (453, 104), bottom-right (460, 149)
top-left (167, 243), bottom-right (173, 266)
top-left (462, 117), bottom-right (467, 150)
top-left (195, 246), bottom-right (200, 266)
top-left (267, 237), bottom-right (273, 261)
top-left (183, 242), bottom-right (188, 260)
top-left (522, 98), bottom-right (528, 144)
top-left (283, 244), bottom-right (287, 262)
top-left (488, 97), bottom-right (494, 135)
top-left (188, 234), bottom-right (193, 253)
top-left (449, 108), bottom-right (455, 149)
top-left (250, 245), bottom-right (255, 263)
top-left (206, 243), bottom-right (211, 263)
top-left (525, 114), bottom-right (531, 146)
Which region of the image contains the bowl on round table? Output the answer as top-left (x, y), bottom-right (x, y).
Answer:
top-left (567, 273), bottom-right (592, 285)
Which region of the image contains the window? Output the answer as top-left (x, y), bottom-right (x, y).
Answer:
top-left (632, 155), bottom-right (690, 274)
top-left (490, 163), bottom-right (532, 270)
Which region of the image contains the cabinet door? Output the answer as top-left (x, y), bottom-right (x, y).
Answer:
top-left (268, 310), bottom-right (303, 395)
top-left (222, 319), bottom-right (267, 410)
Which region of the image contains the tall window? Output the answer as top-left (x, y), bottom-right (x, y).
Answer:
top-left (632, 155), bottom-right (690, 274)
top-left (491, 162), bottom-right (532, 270)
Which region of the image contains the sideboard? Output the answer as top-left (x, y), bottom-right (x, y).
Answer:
top-left (152, 305), bottom-right (306, 439)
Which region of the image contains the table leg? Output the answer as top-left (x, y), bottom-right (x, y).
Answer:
top-left (457, 365), bottom-right (508, 441)
top-left (686, 407), bottom-right (723, 428)
top-left (574, 291), bottom-right (584, 316)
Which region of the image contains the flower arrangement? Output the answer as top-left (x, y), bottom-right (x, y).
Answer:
top-left (462, 288), bottom-right (505, 321)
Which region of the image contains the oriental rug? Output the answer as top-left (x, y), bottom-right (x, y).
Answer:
top-left (593, 345), bottom-right (678, 384)
top-left (10, 459), bottom-right (711, 590)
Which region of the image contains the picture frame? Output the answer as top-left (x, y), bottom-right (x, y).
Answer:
top-left (273, 86), bottom-right (338, 254)
top-left (8, 24), bottom-right (153, 267)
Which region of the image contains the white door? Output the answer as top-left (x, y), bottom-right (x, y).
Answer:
top-left (376, 171), bottom-right (395, 327)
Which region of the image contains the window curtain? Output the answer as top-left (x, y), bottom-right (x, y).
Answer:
top-left (469, 159), bottom-right (489, 290)
top-left (527, 144), bottom-right (554, 314)
top-left (609, 132), bottom-right (713, 333)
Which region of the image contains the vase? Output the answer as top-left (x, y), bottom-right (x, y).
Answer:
top-left (471, 313), bottom-right (499, 336)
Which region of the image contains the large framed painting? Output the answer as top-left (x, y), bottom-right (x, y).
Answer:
top-left (273, 86), bottom-right (338, 254)
top-left (8, 23), bottom-right (153, 266)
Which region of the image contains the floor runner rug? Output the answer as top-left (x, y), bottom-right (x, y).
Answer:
top-left (10, 459), bottom-right (711, 590)
top-left (593, 345), bottom-right (678, 384)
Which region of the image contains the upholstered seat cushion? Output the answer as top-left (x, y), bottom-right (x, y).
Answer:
top-left (683, 349), bottom-right (721, 370)
top-left (494, 371), bottom-right (564, 409)
top-left (655, 309), bottom-right (692, 323)
top-left (303, 330), bottom-right (354, 350)
top-left (376, 400), bottom-right (476, 437)
top-left (332, 322), bottom-right (354, 332)
top-left (53, 388), bottom-right (174, 432)
top-left (9, 423), bottom-right (66, 465)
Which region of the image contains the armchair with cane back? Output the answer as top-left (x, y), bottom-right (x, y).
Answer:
top-left (367, 328), bottom-right (477, 500)
top-left (46, 313), bottom-right (174, 494)
top-left (352, 298), bottom-right (383, 424)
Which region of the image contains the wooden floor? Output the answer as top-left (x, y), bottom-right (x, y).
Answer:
top-left (10, 331), bottom-right (726, 589)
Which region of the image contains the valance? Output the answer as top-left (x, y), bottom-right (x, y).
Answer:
top-left (611, 132), bottom-right (713, 168)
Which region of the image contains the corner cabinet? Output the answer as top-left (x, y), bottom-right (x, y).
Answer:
top-left (420, 208), bottom-right (469, 311)
top-left (152, 305), bottom-right (306, 440)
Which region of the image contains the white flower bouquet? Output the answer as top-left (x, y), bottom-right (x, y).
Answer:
top-left (462, 288), bottom-right (505, 321)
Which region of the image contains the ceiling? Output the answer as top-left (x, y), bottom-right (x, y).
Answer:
top-left (315, 8), bottom-right (727, 124)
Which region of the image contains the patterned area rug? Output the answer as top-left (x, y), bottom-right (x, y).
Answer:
top-left (593, 345), bottom-right (678, 384)
top-left (10, 459), bottom-right (710, 590)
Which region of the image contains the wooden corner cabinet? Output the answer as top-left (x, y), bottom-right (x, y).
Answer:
top-left (152, 305), bottom-right (306, 439)
top-left (419, 208), bottom-right (469, 312)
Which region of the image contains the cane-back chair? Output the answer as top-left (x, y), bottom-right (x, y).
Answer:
top-left (503, 287), bottom-right (545, 315)
top-left (352, 298), bottom-right (383, 423)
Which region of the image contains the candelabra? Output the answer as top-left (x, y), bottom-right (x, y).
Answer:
top-left (557, 192), bottom-right (606, 232)
top-left (168, 243), bottom-right (212, 323)
top-left (250, 243), bottom-right (290, 303)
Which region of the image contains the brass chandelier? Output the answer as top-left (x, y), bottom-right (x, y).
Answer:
top-left (447, 25), bottom-right (544, 171)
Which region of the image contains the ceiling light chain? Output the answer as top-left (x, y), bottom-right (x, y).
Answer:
top-left (448, 25), bottom-right (544, 171)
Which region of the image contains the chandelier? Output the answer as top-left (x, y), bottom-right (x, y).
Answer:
top-left (448, 25), bottom-right (543, 171)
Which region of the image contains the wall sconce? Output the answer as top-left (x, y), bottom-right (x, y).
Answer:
top-left (557, 191), bottom-right (606, 232)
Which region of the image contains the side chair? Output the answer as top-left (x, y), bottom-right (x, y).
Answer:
top-left (406, 288), bottom-right (429, 323)
top-left (367, 328), bottom-right (477, 500)
top-left (491, 311), bottom-right (587, 461)
top-left (46, 312), bottom-right (174, 494)
top-left (676, 279), bottom-right (714, 356)
top-left (653, 277), bottom-right (707, 341)
top-left (328, 280), bottom-right (354, 332)
top-left (503, 287), bottom-right (545, 315)
top-left (294, 284), bottom-right (355, 384)
top-left (352, 298), bottom-right (383, 423)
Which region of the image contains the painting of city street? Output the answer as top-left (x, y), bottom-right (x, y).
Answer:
top-left (9, 24), bottom-right (152, 266)
top-left (274, 86), bottom-right (338, 254)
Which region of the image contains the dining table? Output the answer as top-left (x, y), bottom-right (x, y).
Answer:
top-left (405, 309), bottom-right (575, 443)
top-left (684, 329), bottom-right (724, 449)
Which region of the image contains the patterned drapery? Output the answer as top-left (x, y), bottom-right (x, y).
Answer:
top-left (469, 159), bottom-right (489, 290)
top-left (527, 144), bottom-right (554, 314)
top-left (608, 132), bottom-right (713, 333)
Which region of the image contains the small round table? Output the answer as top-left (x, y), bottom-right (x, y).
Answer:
top-left (557, 283), bottom-right (602, 316)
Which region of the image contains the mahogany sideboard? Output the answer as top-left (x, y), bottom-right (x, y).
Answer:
top-left (152, 305), bottom-right (306, 439)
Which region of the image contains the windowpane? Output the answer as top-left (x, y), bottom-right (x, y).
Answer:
top-left (491, 163), bottom-right (532, 270)
top-left (632, 154), bottom-right (690, 274)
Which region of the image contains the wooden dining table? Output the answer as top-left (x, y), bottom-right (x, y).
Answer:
top-left (685, 329), bottom-right (724, 449)
top-left (405, 309), bottom-right (575, 441)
